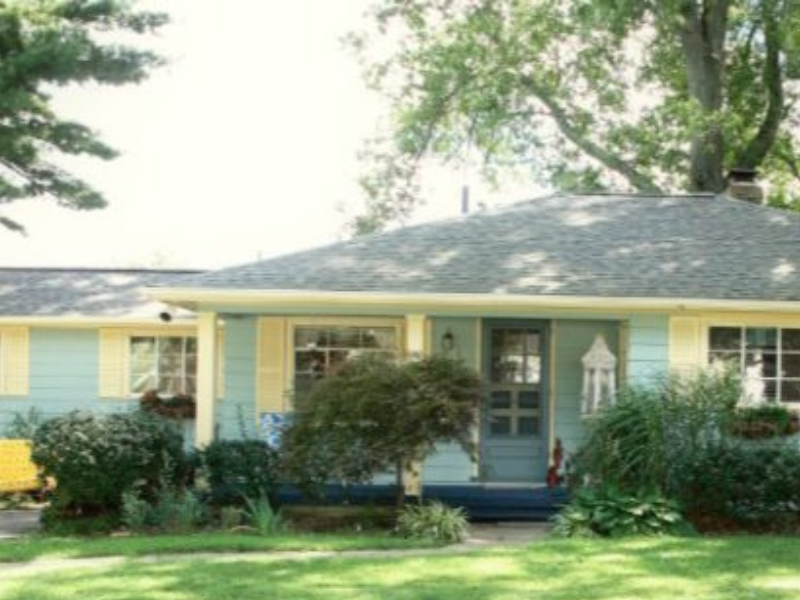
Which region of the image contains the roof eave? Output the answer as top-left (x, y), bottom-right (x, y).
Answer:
top-left (145, 287), bottom-right (800, 314)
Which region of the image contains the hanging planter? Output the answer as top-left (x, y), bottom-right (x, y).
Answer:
top-left (139, 390), bottom-right (196, 419)
top-left (731, 404), bottom-right (800, 439)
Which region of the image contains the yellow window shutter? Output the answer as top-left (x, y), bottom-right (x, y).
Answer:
top-left (98, 329), bottom-right (126, 399)
top-left (216, 329), bottom-right (225, 400)
top-left (256, 317), bottom-right (287, 413)
top-left (669, 317), bottom-right (702, 376)
top-left (0, 327), bottom-right (30, 396)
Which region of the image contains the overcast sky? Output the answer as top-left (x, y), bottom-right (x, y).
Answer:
top-left (0, 0), bottom-right (540, 270)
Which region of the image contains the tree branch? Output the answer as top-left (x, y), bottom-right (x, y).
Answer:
top-left (735, 0), bottom-right (784, 169)
top-left (521, 75), bottom-right (662, 193)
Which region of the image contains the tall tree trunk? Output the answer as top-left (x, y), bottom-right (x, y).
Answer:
top-left (677, 0), bottom-right (730, 192)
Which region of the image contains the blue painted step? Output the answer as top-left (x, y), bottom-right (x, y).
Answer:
top-left (278, 484), bottom-right (569, 522)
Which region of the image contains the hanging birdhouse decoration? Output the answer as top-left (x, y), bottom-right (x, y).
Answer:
top-left (581, 334), bottom-right (618, 415)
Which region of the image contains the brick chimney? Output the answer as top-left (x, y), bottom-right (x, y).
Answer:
top-left (726, 167), bottom-right (764, 204)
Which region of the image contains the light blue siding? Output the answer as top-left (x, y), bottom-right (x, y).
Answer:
top-left (0, 328), bottom-right (136, 435)
top-left (627, 314), bottom-right (670, 385)
top-left (216, 316), bottom-right (258, 440)
top-left (422, 317), bottom-right (479, 483)
top-left (553, 320), bottom-right (620, 456)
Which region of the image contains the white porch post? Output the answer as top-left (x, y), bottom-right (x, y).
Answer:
top-left (196, 311), bottom-right (219, 447)
top-left (404, 314), bottom-right (428, 497)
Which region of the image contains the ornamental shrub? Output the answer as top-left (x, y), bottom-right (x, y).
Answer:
top-left (396, 501), bottom-right (468, 543)
top-left (32, 411), bottom-right (186, 517)
top-left (198, 439), bottom-right (280, 507)
top-left (551, 487), bottom-right (690, 538)
top-left (679, 441), bottom-right (800, 529)
top-left (574, 370), bottom-right (740, 495)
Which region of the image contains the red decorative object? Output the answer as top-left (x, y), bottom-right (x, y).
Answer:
top-left (546, 438), bottom-right (564, 488)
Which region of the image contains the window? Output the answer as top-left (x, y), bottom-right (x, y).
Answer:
top-left (129, 336), bottom-right (197, 396)
top-left (293, 325), bottom-right (398, 392)
top-left (708, 327), bottom-right (800, 404)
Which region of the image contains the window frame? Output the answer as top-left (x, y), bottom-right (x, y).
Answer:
top-left (287, 317), bottom-right (404, 399)
top-left (128, 334), bottom-right (198, 398)
top-left (707, 324), bottom-right (800, 405)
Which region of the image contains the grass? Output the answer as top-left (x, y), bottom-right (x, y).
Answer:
top-left (1, 536), bottom-right (800, 599)
top-left (0, 531), bottom-right (435, 563)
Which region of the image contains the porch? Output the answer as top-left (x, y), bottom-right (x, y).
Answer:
top-left (191, 309), bottom-right (669, 487)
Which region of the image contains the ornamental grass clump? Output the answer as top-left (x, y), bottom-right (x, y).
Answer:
top-left (396, 501), bottom-right (468, 543)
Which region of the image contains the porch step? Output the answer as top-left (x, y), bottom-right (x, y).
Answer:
top-left (278, 484), bottom-right (569, 522)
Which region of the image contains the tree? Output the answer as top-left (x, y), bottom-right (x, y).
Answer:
top-left (280, 354), bottom-right (482, 507)
top-left (0, 1), bottom-right (168, 233)
top-left (351, 0), bottom-right (800, 232)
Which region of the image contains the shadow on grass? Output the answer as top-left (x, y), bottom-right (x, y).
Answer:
top-left (2, 537), bottom-right (799, 600)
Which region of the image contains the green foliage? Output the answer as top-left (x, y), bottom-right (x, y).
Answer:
top-left (353, 0), bottom-right (800, 232)
top-left (732, 404), bottom-right (800, 438)
top-left (40, 507), bottom-right (119, 535)
top-left (280, 354), bottom-right (481, 503)
top-left (574, 370), bottom-right (740, 495)
top-left (0, 0), bottom-right (168, 232)
top-left (679, 441), bottom-right (800, 527)
top-left (120, 490), bottom-right (150, 533)
top-left (244, 496), bottom-right (285, 535)
top-left (395, 501), bottom-right (468, 543)
top-left (198, 439), bottom-right (280, 507)
top-left (151, 488), bottom-right (206, 533)
top-left (551, 487), bottom-right (690, 538)
top-left (3, 407), bottom-right (45, 439)
top-left (31, 410), bottom-right (186, 516)
top-left (219, 506), bottom-right (244, 530)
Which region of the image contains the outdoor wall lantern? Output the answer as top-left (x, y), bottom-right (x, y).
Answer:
top-left (581, 334), bottom-right (618, 415)
top-left (440, 328), bottom-right (456, 354)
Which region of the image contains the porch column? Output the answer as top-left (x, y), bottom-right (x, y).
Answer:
top-left (196, 311), bottom-right (219, 447)
top-left (404, 314), bottom-right (428, 496)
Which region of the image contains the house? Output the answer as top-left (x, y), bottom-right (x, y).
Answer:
top-left (3, 192), bottom-right (800, 498)
top-left (148, 191), bottom-right (800, 489)
top-left (0, 268), bottom-right (209, 438)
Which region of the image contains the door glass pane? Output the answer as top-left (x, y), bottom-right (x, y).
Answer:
top-left (184, 337), bottom-right (197, 353)
top-left (518, 417), bottom-right (539, 436)
top-left (518, 390), bottom-right (539, 409)
top-left (490, 416), bottom-right (512, 436)
top-left (710, 327), bottom-right (741, 351)
top-left (159, 337), bottom-right (183, 354)
top-left (490, 391), bottom-right (512, 409)
top-left (746, 328), bottom-right (778, 351)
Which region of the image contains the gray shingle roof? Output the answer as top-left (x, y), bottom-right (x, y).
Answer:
top-left (0, 268), bottom-right (202, 317)
top-left (171, 193), bottom-right (800, 302)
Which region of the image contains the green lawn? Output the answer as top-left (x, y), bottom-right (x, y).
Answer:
top-left (2, 536), bottom-right (800, 600)
top-left (0, 531), bottom-right (435, 563)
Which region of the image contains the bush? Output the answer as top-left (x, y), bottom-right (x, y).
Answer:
top-left (395, 501), bottom-right (468, 543)
top-left (732, 404), bottom-right (800, 439)
top-left (574, 370), bottom-right (740, 495)
top-left (151, 487), bottom-right (206, 532)
top-left (244, 496), bottom-right (285, 535)
top-left (199, 439), bottom-right (280, 507)
top-left (680, 441), bottom-right (800, 529)
top-left (220, 506), bottom-right (244, 530)
top-left (32, 411), bottom-right (186, 517)
top-left (281, 354), bottom-right (481, 506)
top-left (4, 407), bottom-right (45, 439)
top-left (551, 487), bottom-right (689, 538)
top-left (121, 490), bottom-right (150, 533)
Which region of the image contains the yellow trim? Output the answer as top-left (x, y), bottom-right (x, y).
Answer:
top-left (473, 318), bottom-right (482, 478)
top-left (548, 321), bottom-right (557, 460)
top-left (0, 326), bottom-right (30, 397)
top-left (256, 317), bottom-right (288, 413)
top-left (668, 312), bottom-right (800, 373)
top-left (196, 312), bottom-right (218, 447)
top-left (148, 287), bottom-right (800, 314)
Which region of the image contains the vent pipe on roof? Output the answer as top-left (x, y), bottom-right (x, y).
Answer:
top-left (726, 168), bottom-right (764, 204)
top-left (461, 185), bottom-right (470, 215)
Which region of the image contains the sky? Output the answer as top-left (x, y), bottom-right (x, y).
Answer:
top-left (0, 0), bottom-right (540, 270)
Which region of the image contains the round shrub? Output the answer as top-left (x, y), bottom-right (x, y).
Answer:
top-left (32, 410), bottom-right (186, 517)
top-left (198, 439), bottom-right (280, 507)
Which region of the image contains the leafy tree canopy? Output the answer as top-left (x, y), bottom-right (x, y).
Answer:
top-left (0, 0), bottom-right (168, 233)
top-left (352, 0), bottom-right (800, 232)
top-left (280, 353), bottom-right (482, 506)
